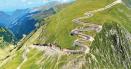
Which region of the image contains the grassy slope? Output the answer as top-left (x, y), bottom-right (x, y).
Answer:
top-left (1, 0), bottom-right (131, 69)
top-left (1, 50), bottom-right (23, 69)
top-left (40, 0), bottom-right (131, 49)
top-left (0, 27), bottom-right (16, 61)
top-left (90, 23), bottom-right (131, 68)
top-left (0, 45), bottom-right (14, 60)
top-left (0, 27), bottom-right (16, 43)
top-left (35, 0), bottom-right (114, 48)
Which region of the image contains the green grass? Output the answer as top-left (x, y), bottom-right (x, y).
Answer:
top-left (90, 23), bottom-right (131, 68)
top-left (0, 27), bottom-right (16, 44)
top-left (1, 0), bottom-right (131, 69)
top-left (20, 48), bottom-right (42, 69)
top-left (0, 45), bottom-right (14, 59)
top-left (35, 0), bottom-right (115, 48)
top-left (1, 50), bottom-right (23, 69)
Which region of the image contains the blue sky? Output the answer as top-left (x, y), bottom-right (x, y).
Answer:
top-left (0, 0), bottom-right (74, 12)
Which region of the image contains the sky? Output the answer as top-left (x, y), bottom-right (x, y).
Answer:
top-left (0, 0), bottom-right (74, 12)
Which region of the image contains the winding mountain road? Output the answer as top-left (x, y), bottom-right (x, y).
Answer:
top-left (65, 0), bottom-right (122, 54)
top-left (0, 1), bottom-right (123, 69)
top-left (32, 0), bottom-right (122, 55)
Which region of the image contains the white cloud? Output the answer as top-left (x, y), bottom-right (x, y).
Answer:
top-left (21, 0), bottom-right (27, 2)
top-left (27, 1), bottom-right (33, 5)
top-left (43, 0), bottom-right (49, 3)
top-left (43, 0), bottom-right (48, 1)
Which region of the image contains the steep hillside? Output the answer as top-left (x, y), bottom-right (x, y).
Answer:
top-left (0, 27), bottom-right (15, 62)
top-left (90, 23), bottom-right (131, 68)
top-left (0, 0), bottom-right (131, 69)
top-left (35, 0), bottom-right (115, 48)
top-left (0, 27), bottom-right (16, 45)
top-left (1, 8), bottom-right (56, 40)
